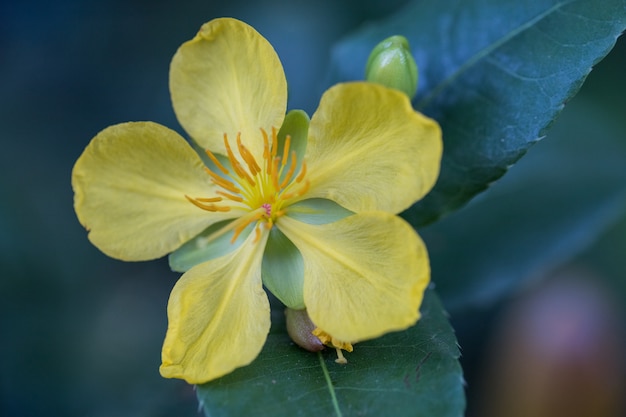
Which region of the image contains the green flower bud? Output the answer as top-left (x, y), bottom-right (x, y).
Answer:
top-left (365, 35), bottom-right (418, 99)
top-left (285, 308), bottom-right (325, 352)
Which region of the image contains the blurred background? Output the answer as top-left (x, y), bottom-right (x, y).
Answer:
top-left (1, 1), bottom-right (624, 416)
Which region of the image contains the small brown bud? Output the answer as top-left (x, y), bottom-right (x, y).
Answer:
top-left (285, 308), bottom-right (324, 352)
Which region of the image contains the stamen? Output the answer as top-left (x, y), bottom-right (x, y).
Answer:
top-left (271, 157), bottom-right (280, 191)
top-left (231, 210), bottom-right (264, 243)
top-left (190, 127), bottom-right (310, 243)
top-left (280, 151), bottom-right (297, 189)
top-left (210, 136), bottom-right (256, 189)
top-left (237, 133), bottom-right (261, 176)
top-left (223, 134), bottom-right (251, 183)
top-left (261, 128), bottom-right (272, 174)
top-left (253, 225), bottom-right (262, 243)
top-left (281, 135), bottom-right (291, 167)
top-left (281, 180), bottom-right (310, 200)
top-left (270, 127), bottom-right (278, 160)
top-left (195, 197), bottom-right (222, 203)
top-left (216, 191), bottom-right (244, 203)
top-left (187, 207), bottom-right (266, 249)
top-left (335, 348), bottom-right (348, 365)
top-left (205, 149), bottom-right (230, 175)
top-left (206, 169), bottom-right (241, 194)
top-left (296, 161), bottom-right (307, 183)
top-left (185, 195), bottom-right (231, 212)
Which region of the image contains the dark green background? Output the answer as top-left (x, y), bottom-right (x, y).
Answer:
top-left (1, 1), bottom-right (624, 416)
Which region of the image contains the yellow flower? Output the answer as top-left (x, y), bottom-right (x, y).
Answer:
top-left (71, 18), bottom-right (442, 384)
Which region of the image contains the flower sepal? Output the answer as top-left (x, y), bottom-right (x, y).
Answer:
top-left (168, 221), bottom-right (251, 272)
top-left (262, 228), bottom-right (305, 309)
top-left (276, 109), bottom-right (309, 170)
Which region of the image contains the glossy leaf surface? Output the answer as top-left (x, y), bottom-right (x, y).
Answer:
top-left (330, 0), bottom-right (626, 226)
top-left (197, 289), bottom-right (464, 417)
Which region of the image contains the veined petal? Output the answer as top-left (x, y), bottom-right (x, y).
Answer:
top-left (160, 230), bottom-right (271, 384)
top-left (277, 213), bottom-right (429, 342)
top-left (72, 122), bottom-right (235, 261)
top-left (170, 18), bottom-right (287, 161)
top-left (304, 82), bottom-right (442, 214)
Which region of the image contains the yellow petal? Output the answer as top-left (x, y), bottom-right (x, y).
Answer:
top-left (170, 18), bottom-right (287, 161)
top-left (72, 122), bottom-right (236, 261)
top-left (278, 213), bottom-right (429, 342)
top-left (160, 230), bottom-right (271, 384)
top-left (304, 82), bottom-right (442, 214)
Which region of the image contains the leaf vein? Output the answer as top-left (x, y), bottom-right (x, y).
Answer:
top-left (415, 0), bottom-right (576, 110)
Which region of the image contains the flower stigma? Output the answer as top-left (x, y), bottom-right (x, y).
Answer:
top-left (185, 128), bottom-right (309, 244)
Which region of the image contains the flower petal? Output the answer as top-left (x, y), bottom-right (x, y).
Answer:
top-left (72, 122), bottom-right (235, 261)
top-left (304, 82), bottom-right (442, 214)
top-left (160, 230), bottom-right (271, 384)
top-left (277, 212), bottom-right (429, 342)
top-left (170, 18), bottom-right (287, 160)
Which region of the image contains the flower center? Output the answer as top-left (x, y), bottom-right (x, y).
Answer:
top-left (186, 128), bottom-right (309, 243)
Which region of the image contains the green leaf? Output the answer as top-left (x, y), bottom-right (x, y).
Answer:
top-left (196, 288), bottom-right (465, 417)
top-left (422, 98), bottom-right (626, 312)
top-left (329, 0), bottom-right (626, 226)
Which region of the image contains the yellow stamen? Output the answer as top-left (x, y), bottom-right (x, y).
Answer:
top-left (281, 135), bottom-right (291, 167)
top-left (281, 180), bottom-right (310, 200)
top-left (237, 133), bottom-right (261, 176)
top-left (205, 149), bottom-right (230, 175)
top-left (296, 160), bottom-right (307, 183)
top-left (223, 134), bottom-right (254, 186)
top-left (253, 225), bottom-right (262, 243)
top-left (216, 190), bottom-right (244, 203)
top-left (271, 157), bottom-right (280, 191)
top-left (184, 195), bottom-right (231, 212)
top-left (186, 127), bottom-right (311, 243)
top-left (280, 151), bottom-right (297, 189)
top-left (206, 169), bottom-right (241, 194)
top-left (230, 209), bottom-right (265, 243)
top-left (261, 128), bottom-right (272, 174)
top-left (271, 127), bottom-right (278, 160)
top-left (312, 328), bottom-right (353, 351)
top-left (335, 348), bottom-right (348, 365)
top-left (195, 197), bottom-right (222, 203)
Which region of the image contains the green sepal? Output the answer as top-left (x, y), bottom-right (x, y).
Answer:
top-left (261, 227), bottom-right (305, 309)
top-left (168, 221), bottom-right (250, 273)
top-left (276, 109), bottom-right (309, 179)
top-left (285, 198), bottom-right (354, 225)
